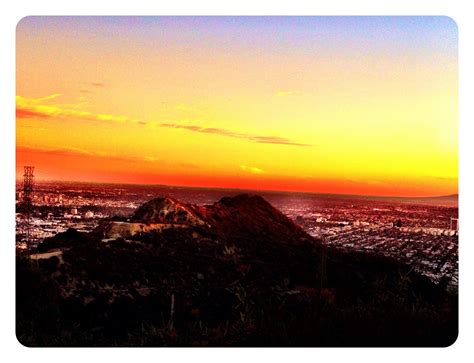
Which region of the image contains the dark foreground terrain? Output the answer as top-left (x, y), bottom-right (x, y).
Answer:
top-left (16, 194), bottom-right (458, 347)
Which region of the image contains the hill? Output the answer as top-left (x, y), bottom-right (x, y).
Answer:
top-left (17, 194), bottom-right (457, 347)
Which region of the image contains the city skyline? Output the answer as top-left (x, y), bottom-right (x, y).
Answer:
top-left (15, 176), bottom-right (458, 200)
top-left (16, 16), bottom-right (458, 197)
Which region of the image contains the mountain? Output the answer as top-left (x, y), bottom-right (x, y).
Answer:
top-left (17, 194), bottom-right (457, 347)
top-left (376, 193), bottom-right (458, 207)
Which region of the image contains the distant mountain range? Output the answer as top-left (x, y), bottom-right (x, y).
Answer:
top-left (17, 194), bottom-right (457, 347)
top-left (377, 194), bottom-right (458, 207)
top-left (25, 179), bottom-right (459, 206)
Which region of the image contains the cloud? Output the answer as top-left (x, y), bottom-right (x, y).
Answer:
top-left (16, 93), bottom-right (63, 106)
top-left (16, 146), bottom-right (163, 164)
top-left (240, 165), bottom-right (264, 174)
top-left (16, 108), bottom-right (51, 119)
top-left (17, 95), bottom-right (312, 147)
top-left (179, 162), bottom-right (199, 169)
top-left (16, 146), bottom-right (200, 172)
top-left (175, 103), bottom-right (199, 112)
top-left (16, 95), bottom-right (140, 124)
top-left (428, 175), bottom-right (458, 181)
top-left (276, 90), bottom-right (300, 97)
top-left (159, 123), bottom-right (312, 147)
top-left (16, 146), bottom-right (95, 158)
top-left (35, 93), bottom-right (62, 102)
top-left (78, 82), bottom-right (106, 95)
top-left (343, 177), bottom-right (386, 185)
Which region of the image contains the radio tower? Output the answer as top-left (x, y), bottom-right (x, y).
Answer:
top-left (22, 166), bottom-right (35, 243)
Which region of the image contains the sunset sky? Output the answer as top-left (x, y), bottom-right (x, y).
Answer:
top-left (16, 16), bottom-right (458, 197)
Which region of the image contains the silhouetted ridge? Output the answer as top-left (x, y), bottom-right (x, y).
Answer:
top-left (123, 193), bottom-right (309, 246)
top-left (218, 193), bottom-right (268, 206)
top-left (200, 193), bottom-right (311, 246)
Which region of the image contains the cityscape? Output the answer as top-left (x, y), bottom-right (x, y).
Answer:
top-left (16, 177), bottom-right (458, 291)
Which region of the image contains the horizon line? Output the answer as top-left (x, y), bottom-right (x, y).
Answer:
top-left (14, 177), bottom-right (459, 201)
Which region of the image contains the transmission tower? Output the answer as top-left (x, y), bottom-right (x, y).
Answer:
top-left (22, 166), bottom-right (35, 243)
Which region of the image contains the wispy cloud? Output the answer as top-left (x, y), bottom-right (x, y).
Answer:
top-left (16, 95), bottom-right (139, 124)
top-left (17, 95), bottom-right (312, 147)
top-left (78, 82), bottom-right (106, 95)
top-left (428, 175), bottom-right (458, 181)
top-left (17, 146), bottom-right (95, 158)
top-left (16, 108), bottom-right (51, 119)
top-left (16, 146), bottom-right (165, 164)
top-left (175, 103), bottom-right (200, 112)
top-left (35, 93), bottom-right (62, 102)
top-left (17, 146), bottom-right (201, 171)
top-left (240, 165), bottom-right (265, 174)
top-left (90, 82), bottom-right (106, 88)
top-left (159, 123), bottom-right (312, 147)
top-left (16, 93), bottom-right (63, 106)
top-left (276, 90), bottom-right (300, 97)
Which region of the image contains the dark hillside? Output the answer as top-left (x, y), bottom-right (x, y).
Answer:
top-left (16, 194), bottom-right (457, 347)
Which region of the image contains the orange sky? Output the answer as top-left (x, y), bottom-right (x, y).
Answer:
top-left (16, 17), bottom-right (458, 197)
